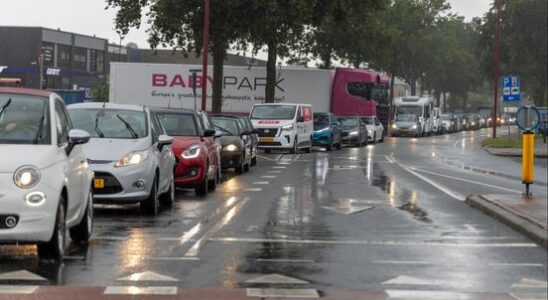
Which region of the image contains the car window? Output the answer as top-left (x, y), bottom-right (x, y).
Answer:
top-left (150, 113), bottom-right (162, 143)
top-left (361, 117), bottom-right (374, 125)
top-left (211, 117), bottom-right (240, 135)
top-left (69, 108), bottom-right (147, 139)
top-left (156, 112), bottom-right (198, 136)
top-left (303, 106), bottom-right (313, 122)
top-left (250, 105), bottom-right (297, 120)
top-left (0, 94), bottom-right (51, 145)
top-left (54, 100), bottom-right (71, 145)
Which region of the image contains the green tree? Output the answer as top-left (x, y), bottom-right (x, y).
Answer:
top-left (106, 0), bottom-right (253, 112)
top-left (91, 79), bottom-right (109, 102)
top-left (477, 0), bottom-right (547, 106)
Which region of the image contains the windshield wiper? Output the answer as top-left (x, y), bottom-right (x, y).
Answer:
top-left (0, 98), bottom-right (12, 119)
top-left (116, 114), bottom-right (138, 139)
top-left (214, 124), bottom-right (235, 135)
top-left (33, 115), bottom-right (45, 144)
top-left (94, 113), bottom-right (105, 138)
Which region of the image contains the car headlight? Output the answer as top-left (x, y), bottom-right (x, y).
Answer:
top-left (349, 131), bottom-right (358, 136)
top-left (411, 124), bottom-right (417, 129)
top-left (471, 122), bottom-right (476, 126)
top-left (115, 151), bottom-right (148, 167)
top-left (281, 124), bottom-right (294, 131)
top-left (224, 144), bottom-right (238, 151)
top-left (391, 124), bottom-right (398, 129)
top-left (182, 144), bottom-right (201, 159)
top-left (13, 166), bottom-right (41, 188)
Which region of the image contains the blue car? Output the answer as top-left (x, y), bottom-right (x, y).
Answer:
top-left (313, 112), bottom-right (342, 151)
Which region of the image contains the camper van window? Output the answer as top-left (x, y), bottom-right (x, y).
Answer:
top-left (396, 105), bottom-right (422, 117)
top-left (347, 82), bottom-right (369, 99)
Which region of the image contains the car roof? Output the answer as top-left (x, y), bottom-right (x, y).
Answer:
top-left (150, 107), bottom-right (197, 115)
top-left (0, 87), bottom-right (53, 98)
top-left (68, 102), bottom-right (146, 112)
top-left (253, 103), bottom-right (309, 106)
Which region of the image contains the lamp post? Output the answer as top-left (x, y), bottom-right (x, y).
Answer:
top-left (200, 0), bottom-right (210, 111)
top-left (492, 0), bottom-right (501, 138)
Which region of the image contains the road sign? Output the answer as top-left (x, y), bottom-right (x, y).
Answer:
top-left (515, 105), bottom-right (540, 131)
top-left (503, 76), bottom-right (520, 101)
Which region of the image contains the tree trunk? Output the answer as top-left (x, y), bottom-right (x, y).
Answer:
top-left (319, 46), bottom-right (332, 69)
top-left (410, 78), bottom-right (417, 96)
top-left (462, 95), bottom-right (468, 113)
top-left (442, 92), bottom-right (446, 112)
top-left (388, 74), bottom-right (396, 125)
top-left (211, 42), bottom-right (225, 113)
top-left (435, 91), bottom-right (441, 108)
top-left (265, 40), bottom-right (277, 103)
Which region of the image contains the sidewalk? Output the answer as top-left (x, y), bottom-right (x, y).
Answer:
top-left (466, 194), bottom-right (547, 247)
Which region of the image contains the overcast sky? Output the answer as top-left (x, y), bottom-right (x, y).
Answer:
top-left (2, 0), bottom-right (492, 52)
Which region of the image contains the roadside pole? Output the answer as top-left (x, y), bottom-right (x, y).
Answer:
top-left (200, 0), bottom-right (210, 111)
top-left (516, 105), bottom-right (541, 197)
top-left (492, 0), bottom-right (501, 138)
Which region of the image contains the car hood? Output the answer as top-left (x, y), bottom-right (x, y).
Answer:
top-left (83, 137), bottom-right (151, 161)
top-left (216, 135), bottom-right (243, 146)
top-left (0, 145), bottom-right (60, 173)
top-left (341, 125), bottom-right (359, 131)
top-left (395, 121), bottom-right (417, 127)
top-left (171, 136), bottom-right (202, 151)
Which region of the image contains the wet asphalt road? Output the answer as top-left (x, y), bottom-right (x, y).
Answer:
top-left (1, 127), bottom-right (547, 299)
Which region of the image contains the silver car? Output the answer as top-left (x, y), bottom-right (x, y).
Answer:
top-left (68, 103), bottom-right (175, 216)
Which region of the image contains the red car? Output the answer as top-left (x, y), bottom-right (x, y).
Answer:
top-left (152, 108), bottom-right (220, 196)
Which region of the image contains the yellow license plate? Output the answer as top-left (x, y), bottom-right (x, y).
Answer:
top-left (260, 137), bottom-right (274, 142)
top-left (94, 178), bottom-right (105, 189)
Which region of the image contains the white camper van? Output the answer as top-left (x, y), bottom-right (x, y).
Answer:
top-left (249, 103), bottom-right (313, 153)
top-left (394, 96), bottom-right (434, 137)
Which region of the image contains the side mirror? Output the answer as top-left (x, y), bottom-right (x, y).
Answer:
top-left (158, 134), bottom-right (173, 147)
top-left (241, 130), bottom-right (251, 137)
top-left (297, 116), bottom-right (304, 122)
top-left (251, 129), bottom-right (259, 134)
top-left (66, 129), bottom-right (90, 155)
top-left (203, 129), bottom-right (216, 137)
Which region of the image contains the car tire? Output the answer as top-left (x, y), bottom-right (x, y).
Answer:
top-left (357, 134), bottom-right (363, 147)
top-left (371, 133), bottom-right (376, 144)
top-left (159, 175), bottom-right (175, 207)
top-left (290, 136), bottom-right (298, 154)
top-left (251, 156), bottom-right (257, 166)
top-left (38, 199), bottom-right (65, 261)
top-left (69, 191), bottom-right (93, 243)
top-left (379, 132), bottom-right (384, 142)
top-left (141, 177), bottom-right (159, 216)
top-left (195, 169), bottom-right (209, 196)
top-left (244, 162), bottom-right (250, 173)
top-left (235, 155), bottom-right (245, 175)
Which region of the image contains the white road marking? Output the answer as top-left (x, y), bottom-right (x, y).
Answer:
top-left (274, 154), bottom-right (283, 161)
top-left (410, 167), bottom-right (522, 193)
top-left (146, 256), bottom-right (199, 261)
top-left (509, 292), bottom-right (548, 300)
top-left (511, 278), bottom-right (548, 289)
top-left (385, 289), bottom-right (473, 299)
top-left (384, 155), bottom-right (396, 163)
top-left (116, 271), bottom-right (178, 282)
top-left (373, 260), bottom-right (432, 265)
top-left (253, 181), bottom-right (270, 185)
top-left (273, 166), bottom-right (287, 169)
top-left (383, 275), bottom-right (441, 286)
top-left (322, 205), bottom-right (374, 215)
top-left (185, 198), bottom-right (249, 257)
top-left (246, 288), bottom-right (319, 298)
top-left (261, 175), bottom-right (277, 178)
top-left (267, 170), bottom-right (282, 174)
top-left (489, 263), bottom-right (544, 267)
top-left (0, 270), bottom-right (47, 281)
top-left (257, 155), bottom-right (276, 161)
top-left (0, 285), bottom-right (38, 294)
top-left (392, 157), bottom-right (465, 201)
top-left (209, 237), bottom-right (537, 248)
top-left (244, 188), bottom-right (263, 192)
top-left (256, 258), bottom-right (315, 263)
top-left (104, 286), bottom-right (177, 295)
top-left (246, 274), bottom-right (309, 284)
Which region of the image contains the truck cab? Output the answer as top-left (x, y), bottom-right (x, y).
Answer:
top-left (250, 103), bottom-right (313, 154)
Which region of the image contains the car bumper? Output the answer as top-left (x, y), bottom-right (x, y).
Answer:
top-left (174, 156), bottom-right (207, 187)
top-left (342, 135), bottom-right (360, 144)
top-left (392, 128), bottom-right (419, 136)
top-left (90, 159), bottom-right (155, 203)
top-left (312, 131), bottom-right (332, 146)
top-left (0, 174), bottom-right (59, 243)
top-left (220, 151), bottom-right (243, 168)
top-left (257, 134), bottom-right (295, 149)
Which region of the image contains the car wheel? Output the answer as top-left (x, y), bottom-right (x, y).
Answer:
top-left (38, 199), bottom-right (65, 260)
top-left (371, 133), bottom-right (376, 144)
top-left (141, 177), bottom-right (159, 216)
top-left (290, 136), bottom-right (298, 154)
top-left (69, 190), bottom-right (93, 243)
top-left (379, 132), bottom-right (384, 142)
top-left (235, 155), bottom-right (245, 175)
top-left (195, 168), bottom-right (209, 196)
top-left (357, 134), bottom-right (363, 147)
top-left (244, 162), bottom-right (250, 173)
top-left (251, 156), bottom-right (257, 166)
top-left (159, 175), bottom-right (175, 207)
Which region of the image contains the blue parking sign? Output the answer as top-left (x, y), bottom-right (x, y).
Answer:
top-left (503, 76), bottom-right (520, 101)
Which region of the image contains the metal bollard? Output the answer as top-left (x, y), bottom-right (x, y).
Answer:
top-left (521, 132), bottom-right (534, 196)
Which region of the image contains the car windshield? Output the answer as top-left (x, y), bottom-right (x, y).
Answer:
top-left (211, 117), bottom-right (240, 135)
top-left (441, 115), bottom-right (451, 120)
top-left (250, 105), bottom-right (296, 120)
top-left (338, 117), bottom-right (359, 126)
top-left (396, 105), bottom-right (423, 117)
top-left (155, 112), bottom-right (198, 136)
top-left (69, 108), bottom-right (147, 139)
top-left (362, 117), bottom-right (374, 125)
top-left (0, 94), bottom-right (50, 145)
top-left (396, 114), bottom-right (416, 122)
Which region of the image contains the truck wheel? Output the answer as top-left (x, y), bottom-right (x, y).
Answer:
top-left (38, 199), bottom-right (66, 261)
top-left (69, 191), bottom-right (93, 243)
top-left (159, 175), bottom-right (175, 207)
top-left (141, 178), bottom-right (159, 216)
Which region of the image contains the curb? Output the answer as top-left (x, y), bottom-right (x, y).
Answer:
top-left (466, 195), bottom-right (547, 248)
top-left (484, 147), bottom-right (548, 158)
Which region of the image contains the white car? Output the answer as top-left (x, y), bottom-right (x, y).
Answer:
top-left (68, 103), bottom-right (175, 216)
top-left (361, 116), bottom-right (385, 143)
top-left (0, 88), bottom-right (94, 260)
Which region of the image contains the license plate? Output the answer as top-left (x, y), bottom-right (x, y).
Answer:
top-left (260, 137), bottom-right (274, 142)
top-left (94, 178), bottom-right (105, 189)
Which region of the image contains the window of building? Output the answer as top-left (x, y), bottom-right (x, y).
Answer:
top-left (73, 47), bottom-right (87, 71)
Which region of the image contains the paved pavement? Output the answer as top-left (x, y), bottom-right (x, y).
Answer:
top-left (1, 127), bottom-right (547, 299)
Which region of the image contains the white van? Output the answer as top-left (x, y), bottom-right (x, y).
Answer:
top-left (394, 96), bottom-right (434, 136)
top-left (250, 103), bottom-right (313, 153)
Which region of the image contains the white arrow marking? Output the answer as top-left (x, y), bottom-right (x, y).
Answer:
top-left (246, 274), bottom-right (309, 284)
top-left (116, 271), bottom-right (178, 282)
top-left (247, 288), bottom-right (319, 298)
top-left (0, 285), bottom-right (39, 294)
top-left (322, 205), bottom-right (374, 215)
top-left (511, 278), bottom-right (548, 289)
top-left (105, 286), bottom-right (177, 295)
top-left (382, 275), bottom-right (441, 286)
top-left (385, 290), bottom-right (472, 299)
top-left (0, 270), bottom-right (47, 281)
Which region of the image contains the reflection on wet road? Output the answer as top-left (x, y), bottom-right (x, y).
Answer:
top-left (1, 128), bottom-right (546, 299)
